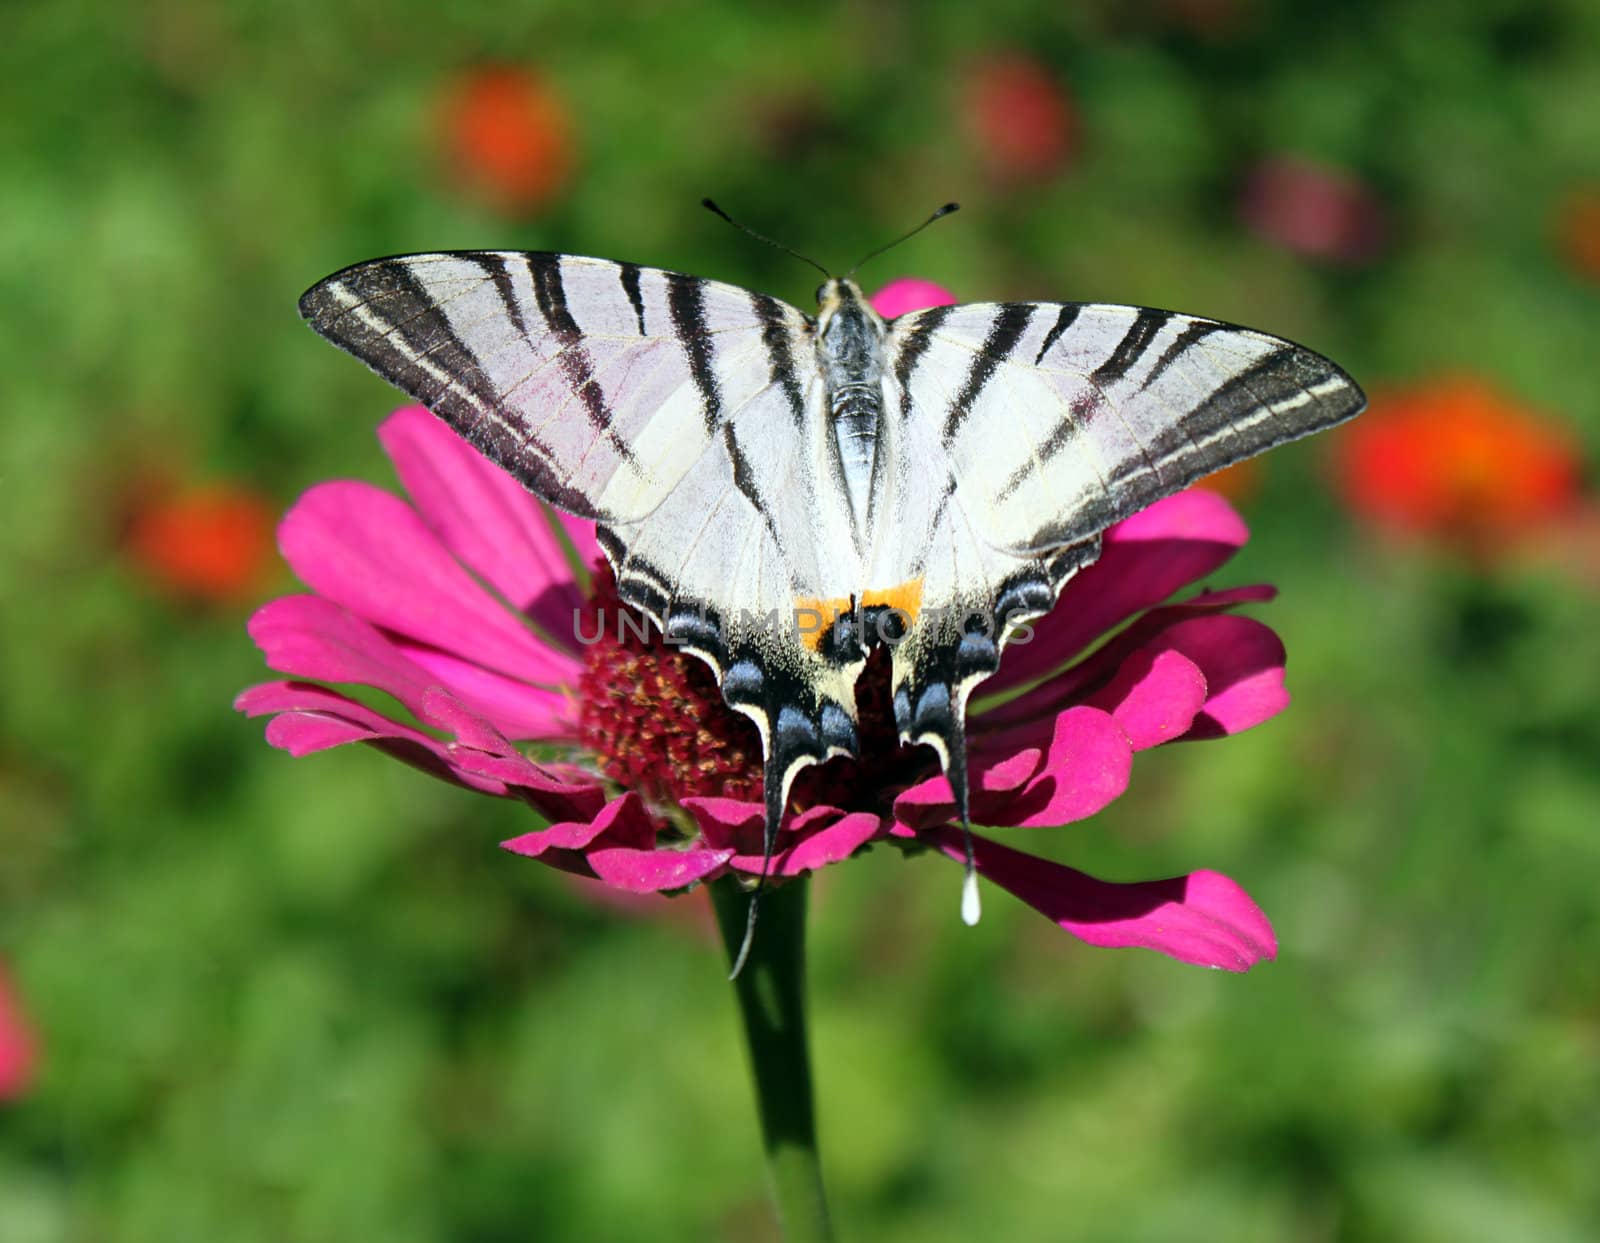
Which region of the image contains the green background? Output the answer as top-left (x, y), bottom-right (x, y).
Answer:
top-left (3, 2), bottom-right (1599, 1239)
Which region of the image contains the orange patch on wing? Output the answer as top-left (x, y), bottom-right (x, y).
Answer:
top-left (792, 578), bottom-right (926, 652)
top-left (792, 594), bottom-right (854, 651)
top-left (861, 577), bottom-right (924, 623)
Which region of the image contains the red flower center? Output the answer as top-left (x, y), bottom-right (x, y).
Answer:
top-left (575, 566), bottom-right (927, 815)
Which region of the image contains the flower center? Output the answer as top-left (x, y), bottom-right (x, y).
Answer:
top-left (575, 566), bottom-right (924, 814)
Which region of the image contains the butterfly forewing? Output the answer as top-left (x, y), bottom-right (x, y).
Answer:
top-left (298, 252), bottom-right (812, 525)
top-left (886, 301), bottom-right (1364, 554)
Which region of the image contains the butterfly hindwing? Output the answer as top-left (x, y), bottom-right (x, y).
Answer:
top-left (596, 362), bottom-right (869, 844)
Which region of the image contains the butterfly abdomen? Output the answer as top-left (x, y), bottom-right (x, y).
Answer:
top-left (817, 280), bottom-right (891, 533)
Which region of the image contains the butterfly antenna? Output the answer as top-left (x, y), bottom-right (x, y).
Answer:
top-left (727, 756), bottom-right (789, 980)
top-left (845, 202), bottom-right (961, 279)
top-left (702, 199), bottom-right (831, 279)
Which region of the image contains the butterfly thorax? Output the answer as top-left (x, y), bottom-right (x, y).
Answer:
top-left (816, 279), bottom-right (888, 536)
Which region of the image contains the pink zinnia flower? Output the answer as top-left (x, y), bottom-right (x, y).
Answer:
top-left (238, 282), bottom-right (1289, 972)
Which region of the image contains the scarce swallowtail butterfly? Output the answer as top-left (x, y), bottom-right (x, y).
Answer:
top-left (299, 209), bottom-right (1365, 972)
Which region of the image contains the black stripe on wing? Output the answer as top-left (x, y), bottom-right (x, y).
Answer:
top-left (893, 304), bottom-right (955, 417)
top-left (1029, 335), bottom-right (1364, 549)
top-left (1032, 304), bottom-right (1081, 365)
top-left (299, 256), bottom-right (604, 518)
top-left (1089, 308), bottom-right (1170, 388)
top-left (522, 254), bottom-right (643, 471)
top-left (618, 262), bottom-right (648, 335)
top-left (665, 272), bottom-right (723, 435)
top-left (943, 304), bottom-right (1035, 439)
top-left (750, 290), bottom-right (810, 427)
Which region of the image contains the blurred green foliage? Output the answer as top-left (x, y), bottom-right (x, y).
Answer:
top-left (3, 1), bottom-right (1599, 1240)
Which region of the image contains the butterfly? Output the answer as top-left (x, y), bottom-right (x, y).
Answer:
top-left (299, 219), bottom-right (1365, 968)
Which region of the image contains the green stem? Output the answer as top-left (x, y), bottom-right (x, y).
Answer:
top-left (710, 876), bottom-right (835, 1243)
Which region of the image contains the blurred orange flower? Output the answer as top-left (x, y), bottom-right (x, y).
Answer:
top-left (1195, 458), bottom-right (1261, 505)
top-left (438, 65), bottom-right (575, 215)
top-left (1333, 377), bottom-right (1582, 553)
top-left (125, 481), bottom-right (278, 604)
top-left (963, 54), bottom-right (1075, 182)
top-left (1555, 186), bottom-right (1600, 282)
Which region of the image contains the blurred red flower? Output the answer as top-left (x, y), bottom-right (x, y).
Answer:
top-left (963, 54), bottom-right (1076, 182)
top-left (439, 65), bottom-right (575, 215)
top-left (1241, 156), bottom-right (1385, 265)
top-left (1333, 377), bottom-right (1582, 552)
top-left (1555, 186), bottom-right (1600, 283)
top-left (0, 966), bottom-right (35, 1101)
top-left (125, 481), bottom-right (278, 604)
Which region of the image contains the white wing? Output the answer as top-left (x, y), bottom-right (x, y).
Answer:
top-left (300, 251), bottom-right (814, 524)
top-left (302, 251), bottom-right (867, 846)
top-left (886, 301), bottom-right (1365, 554)
top-left (873, 300), bottom-right (1364, 822)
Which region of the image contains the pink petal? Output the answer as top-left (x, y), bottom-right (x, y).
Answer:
top-left (378, 407), bottom-right (591, 648)
top-left (1001, 706), bottom-right (1134, 828)
top-left (869, 278), bottom-right (957, 319)
top-left (987, 491), bottom-right (1251, 694)
top-left (586, 845), bottom-right (734, 893)
top-left (723, 812), bottom-right (885, 877)
top-left (1082, 647), bottom-right (1208, 751)
top-left (1159, 615), bottom-right (1290, 739)
top-left (897, 705), bottom-right (1131, 831)
top-left (396, 640), bottom-right (577, 741)
top-left (278, 480), bottom-right (576, 686)
top-left (679, 796), bottom-right (770, 842)
top-left (684, 800), bottom-right (841, 854)
top-left (501, 792), bottom-right (656, 858)
top-left (247, 596), bottom-right (507, 750)
top-left (934, 829), bottom-right (1277, 971)
top-left (976, 582), bottom-right (1278, 733)
top-left (236, 680), bottom-right (513, 794)
top-left (556, 511), bottom-right (602, 572)
top-left (238, 680), bottom-right (605, 819)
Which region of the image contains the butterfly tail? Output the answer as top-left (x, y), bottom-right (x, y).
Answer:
top-left (946, 724), bottom-right (982, 927)
top-left (726, 702), bottom-right (834, 980)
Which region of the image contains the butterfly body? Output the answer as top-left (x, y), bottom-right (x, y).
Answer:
top-left (816, 278), bottom-right (889, 532)
top-left (299, 249), bottom-right (1365, 907)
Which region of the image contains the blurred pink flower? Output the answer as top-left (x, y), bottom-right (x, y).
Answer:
top-left (1241, 156), bottom-right (1385, 264)
top-left (0, 966), bottom-right (36, 1101)
top-left (962, 54), bottom-right (1076, 182)
top-left (238, 283), bottom-right (1288, 971)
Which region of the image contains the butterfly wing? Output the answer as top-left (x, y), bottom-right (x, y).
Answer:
top-left (300, 251), bottom-right (813, 524)
top-left (301, 252), bottom-right (866, 858)
top-left (880, 301), bottom-right (1365, 819)
top-left (890, 301), bottom-right (1366, 553)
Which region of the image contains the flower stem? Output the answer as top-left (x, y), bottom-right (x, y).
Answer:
top-left (710, 876), bottom-right (835, 1243)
